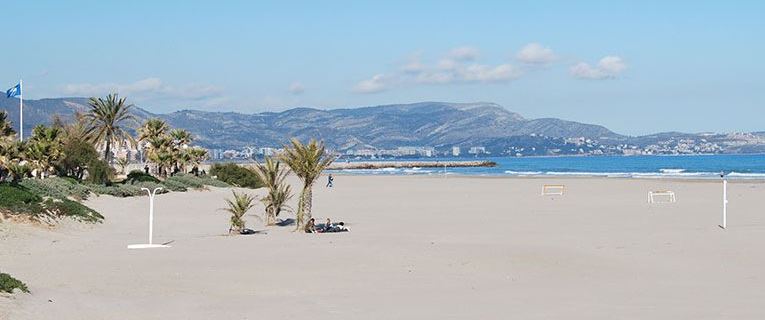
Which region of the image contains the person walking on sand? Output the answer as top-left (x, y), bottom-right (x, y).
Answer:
top-left (326, 174), bottom-right (334, 188)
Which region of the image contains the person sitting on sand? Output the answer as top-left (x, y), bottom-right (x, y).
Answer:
top-left (322, 218), bottom-right (332, 232)
top-left (304, 218), bottom-right (317, 233)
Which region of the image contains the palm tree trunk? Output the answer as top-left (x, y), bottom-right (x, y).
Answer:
top-left (104, 139), bottom-right (112, 163)
top-left (303, 184), bottom-right (313, 224)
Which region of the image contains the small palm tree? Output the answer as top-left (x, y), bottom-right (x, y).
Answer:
top-left (0, 111), bottom-right (15, 143)
top-left (0, 112), bottom-right (17, 180)
top-left (252, 157), bottom-right (293, 225)
top-left (280, 138), bottom-right (336, 230)
top-left (83, 94), bottom-right (136, 162)
top-left (5, 162), bottom-right (30, 183)
top-left (222, 191), bottom-right (258, 234)
top-left (28, 125), bottom-right (64, 179)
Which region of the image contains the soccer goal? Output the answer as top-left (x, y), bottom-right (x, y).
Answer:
top-left (648, 190), bottom-right (676, 203)
top-left (542, 184), bottom-right (565, 196)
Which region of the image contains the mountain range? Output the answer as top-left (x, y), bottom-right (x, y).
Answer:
top-left (1, 96), bottom-right (762, 155)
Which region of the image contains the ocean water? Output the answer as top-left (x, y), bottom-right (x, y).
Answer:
top-left (332, 154), bottom-right (765, 179)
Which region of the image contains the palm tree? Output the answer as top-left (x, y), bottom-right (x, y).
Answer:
top-left (26, 125), bottom-right (64, 179)
top-left (0, 111), bottom-right (15, 143)
top-left (252, 157), bottom-right (293, 225)
top-left (83, 94), bottom-right (136, 163)
top-left (137, 118), bottom-right (169, 143)
top-left (187, 147), bottom-right (208, 170)
top-left (169, 129), bottom-right (192, 147)
top-left (169, 129), bottom-right (193, 173)
top-left (222, 190), bottom-right (257, 234)
top-left (279, 138), bottom-right (336, 230)
top-left (0, 111), bottom-right (17, 179)
top-left (146, 135), bottom-right (173, 177)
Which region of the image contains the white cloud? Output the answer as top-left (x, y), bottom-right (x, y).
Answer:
top-left (447, 46), bottom-right (480, 61)
top-left (353, 74), bottom-right (391, 94)
top-left (61, 77), bottom-right (223, 101)
top-left (288, 81), bottom-right (305, 95)
top-left (598, 56), bottom-right (627, 74)
top-left (570, 56), bottom-right (627, 79)
top-left (458, 64), bottom-right (521, 82)
top-left (354, 46), bottom-right (525, 93)
top-left (516, 43), bottom-right (556, 64)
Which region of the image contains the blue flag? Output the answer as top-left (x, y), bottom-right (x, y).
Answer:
top-left (6, 83), bottom-right (21, 98)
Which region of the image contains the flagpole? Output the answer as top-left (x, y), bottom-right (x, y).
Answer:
top-left (19, 79), bottom-right (23, 142)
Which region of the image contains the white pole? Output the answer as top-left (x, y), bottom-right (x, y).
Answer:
top-left (143, 187), bottom-right (163, 245)
top-left (148, 189), bottom-right (154, 245)
top-left (18, 79), bottom-right (23, 142)
top-left (722, 177), bottom-right (728, 229)
top-left (128, 187), bottom-right (168, 249)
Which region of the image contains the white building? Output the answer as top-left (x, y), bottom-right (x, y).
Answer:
top-left (468, 146), bottom-right (486, 155)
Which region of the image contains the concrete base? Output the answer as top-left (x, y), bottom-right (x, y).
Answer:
top-left (127, 244), bottom-right (171, 249)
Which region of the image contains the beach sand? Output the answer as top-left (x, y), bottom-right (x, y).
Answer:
top-left (2, 176), bottom-right (765, 319)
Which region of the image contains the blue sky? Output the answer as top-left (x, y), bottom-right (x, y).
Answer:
top-left (1, 1), bottom-right (763, 135)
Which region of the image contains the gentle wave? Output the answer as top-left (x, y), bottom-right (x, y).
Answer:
top-left (340, 168), bottom-right (765, 179)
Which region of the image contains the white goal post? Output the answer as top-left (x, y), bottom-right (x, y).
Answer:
top-left (648, 190), bottom-right (676, 203)
top-left (542, 184), bottom-right (565, 196)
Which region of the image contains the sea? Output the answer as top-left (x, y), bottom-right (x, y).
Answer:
top-left (331, 154), bottom-right (765, 179)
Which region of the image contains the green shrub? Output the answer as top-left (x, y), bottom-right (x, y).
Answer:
top-left (133, 181), bottom-right (170, 194)
top-left (86, 182), bottom-right (169, 197)
top-left (126, 170), bottom-right (160, 184)
top-left (0, 183), bottom-right (43, 215)
top-left (209, 163), bottom-right (263, 188)
top-left (56, 138), bottom-right (99, 180)
top-left (0, 272), bottom-right (29, 294)
top-left (43, 198), bottom-right (104, 223)
top-left (159, 178), bottom-right (188, 192)
top-left (0, 182), bottom-right (103, 223)
top-left (20, 177), bottom-right (92, 201)
top-left (86, 159), bottom-right (114, 185)
top-left (165, 174), bottom-right (230, 189)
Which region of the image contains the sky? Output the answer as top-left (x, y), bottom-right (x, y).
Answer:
top-left (1, 0), bottom-right (763, 136)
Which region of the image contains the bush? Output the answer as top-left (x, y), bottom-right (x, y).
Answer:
top-left (85, 182), bottom-right (169, 197)
top-left (0, 182), bottom-right (103, 223)
top-left (165, 174), bottom-right (230, 189)
top-left (126, 170), bottom-right (160, 184)
top-left (0, 183), bottom-right (43, 215)
top-left (209, 163), bottom-right (263, 188)
top-left (86, 159), bottom-right (114, 185)
top-left (159, 178), bottom-right (188, 192)
top-left (43, 198), bottom-right (104, 223)
top-left (0, 272), bottom-right (29, 294)
top-left (20, 177), bottom-right (92, 201)
top-left (55, 138), bottom-right (99, 180)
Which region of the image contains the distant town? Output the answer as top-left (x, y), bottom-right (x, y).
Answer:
top-left (197, 132), bottom-right (765, 161)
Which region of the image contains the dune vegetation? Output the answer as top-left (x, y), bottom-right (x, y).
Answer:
top-left (0, 94), bottom-right (233, 224)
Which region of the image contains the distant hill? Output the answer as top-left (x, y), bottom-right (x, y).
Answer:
top-left (0, 97), bottom-right (622, 150)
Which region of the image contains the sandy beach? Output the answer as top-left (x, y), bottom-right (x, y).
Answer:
top-left (2, 175), bottom-right (765, 319)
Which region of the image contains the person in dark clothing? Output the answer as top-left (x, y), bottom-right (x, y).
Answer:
top-left (326, 174), bottom-right (334, 187)
top-left (144, 164), bottom-right (150, 174)
top-left (304, 218), bottom-right (317, 233)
